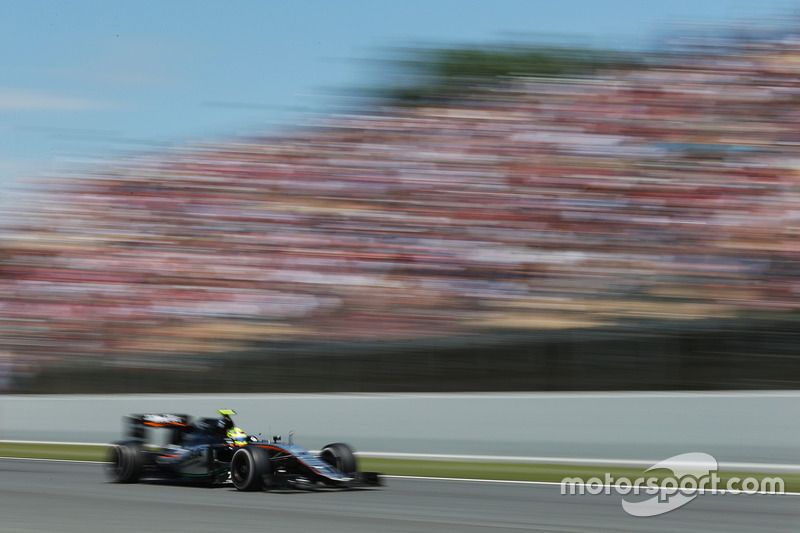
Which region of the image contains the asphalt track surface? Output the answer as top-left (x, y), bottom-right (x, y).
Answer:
top-left (2, 459), bottom-right (798, 532)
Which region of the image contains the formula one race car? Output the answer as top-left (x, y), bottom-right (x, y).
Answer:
top-left (106, 409), bottom-right (381, 491)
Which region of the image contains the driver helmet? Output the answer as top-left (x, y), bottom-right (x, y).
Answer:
top-left (227, 427), bottom-right (248, 447)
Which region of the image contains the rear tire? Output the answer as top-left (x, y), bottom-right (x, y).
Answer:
top-left (106, 441), bottom-right (143, 483)
top-left (230, 447), bottom-right (270, 491)
top-left (319, 442), bottom-right (357, 474)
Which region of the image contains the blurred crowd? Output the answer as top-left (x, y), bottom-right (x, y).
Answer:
top-left (2, 26), bottom-right (800, 376)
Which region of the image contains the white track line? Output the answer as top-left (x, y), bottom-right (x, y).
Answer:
top-left (358, 452), bottom-right (800, 473)
top-left (384, 475), bottom-right (800, 496)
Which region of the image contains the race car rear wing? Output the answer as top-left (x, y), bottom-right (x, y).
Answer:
top-left (125, 413), bottom-right (191, 441)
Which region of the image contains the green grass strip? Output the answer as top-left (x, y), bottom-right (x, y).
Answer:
top-left (0, 442), bottom-right (107, 462)
top-left (3, 443), bottom-right (798, 493)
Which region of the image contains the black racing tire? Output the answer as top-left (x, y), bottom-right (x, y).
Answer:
top-left (106, 441), bottom-right (144, 483)
top-left (319, 442), bottom-right (357, 474)
top-left (230, 446), bottom-right (270, 491)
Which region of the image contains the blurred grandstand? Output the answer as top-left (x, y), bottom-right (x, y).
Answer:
top-left (2, 19), bottom-right (800, 392)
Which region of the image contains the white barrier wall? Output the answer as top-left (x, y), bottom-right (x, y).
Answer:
top-left (1, 392), bottom-right (798, 465)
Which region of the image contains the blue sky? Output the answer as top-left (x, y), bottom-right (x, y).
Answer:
top-left (0, 0), bottom-right (793, 199)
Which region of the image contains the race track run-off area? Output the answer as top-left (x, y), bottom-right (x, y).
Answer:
top-left (1, 458), bottom-right (797, 532)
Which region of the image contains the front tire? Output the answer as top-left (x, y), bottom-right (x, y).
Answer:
top-left (106, 441), bottom-right (144, 483)
top-left (230, 447), bottom-right (270, 491)
top-left (319, 442), bottom-right (357, 474)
